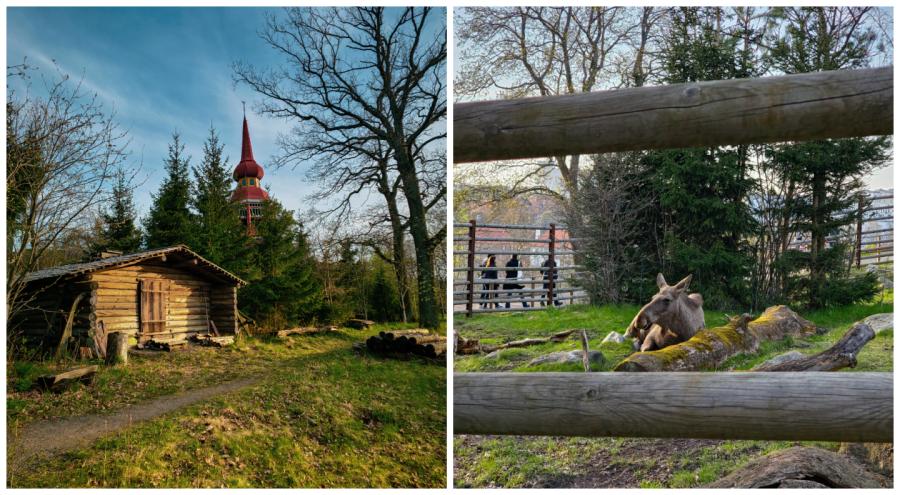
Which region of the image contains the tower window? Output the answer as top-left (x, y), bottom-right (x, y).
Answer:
top-left (250, 178), bottom-right (255, 185)
top-left (241, 179), bottom-right (247, 186)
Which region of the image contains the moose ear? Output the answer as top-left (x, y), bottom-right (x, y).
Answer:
top-left (673, 274), bottom-right (693, 292)
top-left (656, 273), bottom-right (667, 289)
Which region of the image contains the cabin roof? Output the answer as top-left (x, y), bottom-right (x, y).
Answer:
top-left (24, 245), bottom-right (246, 286)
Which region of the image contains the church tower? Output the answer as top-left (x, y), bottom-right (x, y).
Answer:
top-left (231, 111), bottom-right (269, 232)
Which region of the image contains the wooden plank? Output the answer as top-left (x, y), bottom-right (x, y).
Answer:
top-left (453, 372), bottom-right (892, 442)
top-left (454, 66), bottom-right (892, 163)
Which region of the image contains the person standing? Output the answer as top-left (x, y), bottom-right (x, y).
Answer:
top-left (540, 257), bottom-right (561, 307)
top-left (481, 254), bottom-right (499, 309)
top-left (503, 254), bottom-right (529, 308)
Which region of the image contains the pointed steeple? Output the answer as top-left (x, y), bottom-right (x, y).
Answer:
top-left (231, 112), bottom-right (269, 205)
top-left (232, 116), bottom-right (265, 181)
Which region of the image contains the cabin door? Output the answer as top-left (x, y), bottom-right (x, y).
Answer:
top-left (139, 279), bottom-right (169, 341)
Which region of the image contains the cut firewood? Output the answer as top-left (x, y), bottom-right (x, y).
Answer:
top-left (455, 329), bottom-right (578, 355)
top-left (752, 322), bottom-right (875, 371)
top-left (708, 446), bottom-right (888, 488)
top-left (78, 347), bottom-right (94, 360)
top-left (365, 331), bottom-right (446, 360)
top-left (614, 306), bottom-right (817, 372)
top-left (36, 365), bottom-right (99, 392)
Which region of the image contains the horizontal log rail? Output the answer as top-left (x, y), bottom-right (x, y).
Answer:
top-left (455, 66), bottom-right (892, 162)
top-left (453, 237), bottom-right (553, 243)
top-left (454, 372), bottom-right (892, 442)
top-left (454, 266), bottom-right (581, 273)
top-left (453, 222), bottom-right (568, 230)
top-left (454, 287), bottom-right (582, 295)
top-left (454, 250), bottom-right (577, 256)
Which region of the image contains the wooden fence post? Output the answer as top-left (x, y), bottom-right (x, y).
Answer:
top-left (548, 223), bottom-right (556, 307)
top-left (855, 197), bottom-right (864, 268)
top-left (466, 219), bottom-right (476, 317)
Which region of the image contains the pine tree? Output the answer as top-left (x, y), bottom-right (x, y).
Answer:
top-left (190, 126), bottom-right (248, 272)
top-left (237, 201), bottom-right (322, 328)
top-left (144, 133), bottom-right (194, 248)
top-left (91, 168), bottom-right (142, 255)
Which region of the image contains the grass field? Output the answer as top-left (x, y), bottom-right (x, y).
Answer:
top-left (454, 293), bottom-right (893, 488)
top-left (8, 324), bottom-right (446, 488)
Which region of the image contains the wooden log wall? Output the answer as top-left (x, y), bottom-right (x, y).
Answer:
top-left (88, 261), bottom-right (228, 343)
top-left (209, 286), bottom-right (237, 334)
top-left (11, 279), bottom-right (93, 348)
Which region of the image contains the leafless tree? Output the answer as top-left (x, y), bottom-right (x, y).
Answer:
top-left (234, 7), bottom-right (446, 328)
top-left (456, 7), bottom-right (664, 200)
top-left (7, 65), bottom-right (129, 323)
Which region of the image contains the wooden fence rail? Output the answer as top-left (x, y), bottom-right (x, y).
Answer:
top-left (454, 66), bottom-right (892, 162)
top-left (787, 194), bottom-right (893, 268)
top-left (454, 372), bottom-right (892, 442)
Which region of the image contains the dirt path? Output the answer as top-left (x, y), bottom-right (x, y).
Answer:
top-left (9, 377), bottom-right (260, 468)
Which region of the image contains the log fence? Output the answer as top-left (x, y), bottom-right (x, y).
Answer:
top-left (452, 66), bottom-right (893, 442)
top-left (452, 221), bottom-right (588, 316)
top-left (787, 194), bottom-right (893, 268)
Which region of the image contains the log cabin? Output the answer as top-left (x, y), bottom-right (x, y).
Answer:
top-left (9, 245), bottom-right (245, 349)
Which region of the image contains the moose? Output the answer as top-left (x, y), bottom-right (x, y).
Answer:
top-left (625, 273), bottom-right (705, 352)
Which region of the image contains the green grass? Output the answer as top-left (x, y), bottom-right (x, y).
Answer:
top-left (454, 294), bottom-right (892, 488)
top-left (8, 324), bottom-right (445, 488)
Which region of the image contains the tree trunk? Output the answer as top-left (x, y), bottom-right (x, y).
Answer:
top-left (752, 322), bottom-right (875, 371)
top-left (105, 332), bottom-right (128, 366)
top-left (708, 446), bottom-right (889, 488)
top-left (613, 305), bottom-right (818, 372)
top-left (394, 147), bottom-right (439, 329)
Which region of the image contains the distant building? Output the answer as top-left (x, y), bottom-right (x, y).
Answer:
top-left (231, 114), bottom-right (270, 233)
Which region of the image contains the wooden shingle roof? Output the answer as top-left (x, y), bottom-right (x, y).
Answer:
top-left (24, 245), bottom-right (246, 285)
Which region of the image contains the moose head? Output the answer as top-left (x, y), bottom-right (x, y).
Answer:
top-left (626, 273), bottom-right (705, 350)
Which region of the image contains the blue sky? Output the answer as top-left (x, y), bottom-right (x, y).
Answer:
top-left (8, 7), bottom-right (318, 214)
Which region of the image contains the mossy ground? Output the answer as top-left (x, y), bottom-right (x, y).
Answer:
top-left (8, 324), bottom-right (446, 488)
top-left (454, 293), bottom-right (892, 488)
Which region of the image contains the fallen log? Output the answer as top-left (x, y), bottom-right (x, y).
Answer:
top-left (708, 446), bottom-right (888, 488)
top-left (275, 326), bottom-right (338, 338)
top-left (752, 322), bottom-right (875, 371)
top-left (347, 319), bottom-right (375, 329)
top-left (614, 306), bottom-right (817, 372)
top-left (455, 329), bottom-right (578, 355)
top-left (453, 372), bottom-right (892, 442)
top-left (36, 365), bottom-right (99, 392)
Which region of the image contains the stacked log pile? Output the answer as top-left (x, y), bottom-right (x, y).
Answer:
top-left (365, 330), bottom-right (446, 359)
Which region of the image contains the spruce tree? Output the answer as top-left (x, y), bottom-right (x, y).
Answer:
top-left (237, 201), bottom-right (322, 328)
top-left (642, 7), bottom-right (757, 307)
top-left (91, 168), bottom-right (142, 255)
top-left (191, 126), bottom-right (248, 272)
top-left (767, 7), bottom-right (889, 308)
top-left (144, 133), bottom-right (194, 248)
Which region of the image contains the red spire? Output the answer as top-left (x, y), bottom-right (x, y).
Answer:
top-left (232, 116), bottom-right (265, 181)
top-left (231, 113), bottom-right (269, 203)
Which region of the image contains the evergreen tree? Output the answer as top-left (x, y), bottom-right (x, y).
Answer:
top-left (237, 201), bottom-right (322, 328)
top-left (191, 126), bottom-right (248, 272)
top-left (91, 168), bottom-right (142, 255)
top-left (144, 133), bottom-right (194, 248)
top-left (642, 7), bottom-right (757, 307)
top-left (766, 7), bottom-right (888, 308)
